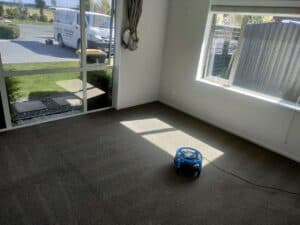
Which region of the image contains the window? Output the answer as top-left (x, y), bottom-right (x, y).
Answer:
top-left (203, 12), bottom-right (300, 105)
top-left (93, 15), bottom-right (110, 28)
top-left (0, 0), bottom-right (115, 129)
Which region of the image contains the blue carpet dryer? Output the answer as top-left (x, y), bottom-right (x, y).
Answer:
top-left (174, 147), bottom-right (203, 178)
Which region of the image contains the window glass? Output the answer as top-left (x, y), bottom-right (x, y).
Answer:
top-left (205, 13), bottom-right (300, 103)
top-left (64, 11), bottom-right (75, 25)
top-left (0, 1), bottom-right (82, 128)
top-left (0, 1), bottom-right (80, 72)
top-left (0, 0), bottom-right (115, 129)
top-left (93, 14), bottom-right (110, 28)
top-left (84, 0), bottom-right (114, 65)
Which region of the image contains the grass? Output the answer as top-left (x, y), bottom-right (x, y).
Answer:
top-left (5, 61), bottom-right (80, 101)
top-left (6, 72), bottom-right (81, 101)
top-left (4, 61), bottom-right (80, 71)
top-left (5, 61), bottom-right (112, 102)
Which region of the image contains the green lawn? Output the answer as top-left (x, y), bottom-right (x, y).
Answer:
top-left (5, 61), bottom-right (112, 102)
top-left (4, 61), bottom-right (80, 72)
top-left (5, 62), bottom-right (81, 101)
top-left (6, 72), bottom-right (81, 101)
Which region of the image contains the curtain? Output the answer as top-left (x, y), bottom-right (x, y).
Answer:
top-left (122, 0), bottom-right (143, 51)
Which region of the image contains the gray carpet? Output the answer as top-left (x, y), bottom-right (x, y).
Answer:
top-left (0, 102), bottom-right (299, 225)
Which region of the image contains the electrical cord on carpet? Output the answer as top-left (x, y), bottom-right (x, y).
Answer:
top-left (203, 156), bottom-right (300, 196)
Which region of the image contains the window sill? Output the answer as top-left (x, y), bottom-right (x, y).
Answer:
top-left (198, 78), bottom-right (300, 112)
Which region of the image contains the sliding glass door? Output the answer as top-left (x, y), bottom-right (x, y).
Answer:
top-left (0, 0), bottom-right (115, 129)
top-left (85, 0), bottom-right (114, 111)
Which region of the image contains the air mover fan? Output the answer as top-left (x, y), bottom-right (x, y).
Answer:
top-left (174, 147), bottom-right (203, 178)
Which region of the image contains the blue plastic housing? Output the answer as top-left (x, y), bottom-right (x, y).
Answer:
top-left (174, 147), bottom-right (203, 177)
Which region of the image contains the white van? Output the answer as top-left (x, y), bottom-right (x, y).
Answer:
top-left (53, 8), bottom-right (113, 53)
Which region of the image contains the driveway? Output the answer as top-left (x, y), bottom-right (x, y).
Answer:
top-left (0, 24), bottom-right (78, 64)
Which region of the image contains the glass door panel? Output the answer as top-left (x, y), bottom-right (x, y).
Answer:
top-left (5, 72), bottom-right (83, 126)
top-left (84, 0), bottom-right (114, 65)
top-left (87, 69), bottom-right (112, 111)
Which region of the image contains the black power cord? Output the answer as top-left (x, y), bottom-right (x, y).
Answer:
top-left (203, 156), bottom-right (300, 196)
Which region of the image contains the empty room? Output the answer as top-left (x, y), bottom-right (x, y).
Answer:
top-left (0, 0), bottom-right (300, 224)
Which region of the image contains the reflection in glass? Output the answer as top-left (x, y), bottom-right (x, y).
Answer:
top-left (85, 0), bottom-right (114, 64)
top-left (206, 14), bottom-right (242, 79)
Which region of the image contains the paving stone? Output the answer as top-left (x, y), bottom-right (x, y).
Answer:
top-left (13, 101), bottom-right (47, 113)
top-left (53, 96), bottom-right (82, 107)
top-left (56, 79), bottom-right (91, 93)
top-left (56, 79), bottom-right (105, 99)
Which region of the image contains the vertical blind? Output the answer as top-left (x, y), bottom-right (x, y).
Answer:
top-left (210, 2), bottom-right (300, 102)
top-left (232, 22), bottom-right (300, 102)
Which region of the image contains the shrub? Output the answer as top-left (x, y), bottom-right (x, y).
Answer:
top-left (39, 15), bottom-right (48, 22)
top-left (6, 76), bottom-right (21, 102)
top-left (87, 69), bottom-right (112, 93)
top-left (30, 13), bottom-right (39, 21)
top-left (0, 6), bottom-right (4, 17)
top-left (5, 8), bottom-right (19, 19)
top-left (0, 23), bottom-right (20, 39)
top-left (86, 69), bottom-right (112, 110)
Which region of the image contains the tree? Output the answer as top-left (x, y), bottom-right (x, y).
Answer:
top-left (81, 0), bottom-right (111, 14)
top-left (35, 0), bottom-right (46, 17)
top-left (51, 0), bottom-right (56, 7)
top-left (247, 16), bottom-right (274, 24)
top-left (99, 0), bottom-right (110, 15)
top-left (84, 1), bottom-right (91, 10)
top-left (0, 5), bottom-right (4, 17)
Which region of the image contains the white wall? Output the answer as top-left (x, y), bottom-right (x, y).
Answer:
top-left (159, 0), bottom-right (300, 162)
top-left (114, 0), bottom-right (168, 109)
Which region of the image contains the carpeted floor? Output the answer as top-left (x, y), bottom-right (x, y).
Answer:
top-left (0, 102), bottom-right (299, 225)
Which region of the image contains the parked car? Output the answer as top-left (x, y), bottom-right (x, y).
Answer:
top-left (53, 8), bottom-right (114, 54)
